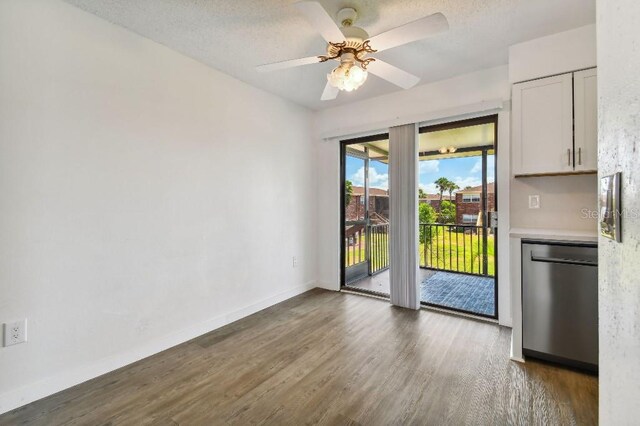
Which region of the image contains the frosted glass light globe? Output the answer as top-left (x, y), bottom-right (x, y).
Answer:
top-left (327, 64), bottom-right (368, 92)
top-left (349, 65), bottom-right (366, 84)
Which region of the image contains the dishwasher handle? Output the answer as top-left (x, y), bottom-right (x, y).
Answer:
top-left (530, 254), bottom-right (597, 267)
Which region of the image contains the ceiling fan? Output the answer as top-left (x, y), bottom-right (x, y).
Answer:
top-left (256, 1), bottom-right (449, 101)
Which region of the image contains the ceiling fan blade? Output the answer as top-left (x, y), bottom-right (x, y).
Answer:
top-left (368, 13), bottom-right (449, 52)
top-left (294, 1), bottom-right (346, 44)
top-left (367, 60), bottom-right (420, 89)
top-left (256, 56), bottom-right (320, 72)
top-left (321, 81), bottom-right (339, 101)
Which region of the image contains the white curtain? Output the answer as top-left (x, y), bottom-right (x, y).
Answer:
top-left (388, 123), bottom-right (420, 310)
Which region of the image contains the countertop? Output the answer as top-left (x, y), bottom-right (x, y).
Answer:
top-left (509, 227), bottom-right (599, 243)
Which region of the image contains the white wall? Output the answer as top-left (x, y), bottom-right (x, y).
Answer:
top-left (597, 0), bottom-right (640, 422)
top-left (509, 24), bottom-right (596, 83)
top-left (0, 0), bottom-right (316, 414)
top-left (315, 140), bottom-right (341, 290)
top-left (315, 66), bottom-right (514, 326)
top-left (510, 175), bottom-right (598, 231)
top-left (315, 66), bottom-right (510, 139)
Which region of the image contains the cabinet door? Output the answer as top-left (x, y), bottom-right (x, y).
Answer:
top-left (574, 68), bottom-right (598, 172)
top-left (512, 73), bottom-right (574, 175)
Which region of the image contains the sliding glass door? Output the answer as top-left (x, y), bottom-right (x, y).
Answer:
top-left (417, 115), bottom-right (498, 318)
top-left (338, 116), bottom-right (498, 319)
top-left (344, 151), bottom-right (369, 283)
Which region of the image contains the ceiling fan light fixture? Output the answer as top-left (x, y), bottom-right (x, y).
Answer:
top-left (257, 2), bottom-right (449, 101)
top-left (327, 63), bottom-right (368, 92)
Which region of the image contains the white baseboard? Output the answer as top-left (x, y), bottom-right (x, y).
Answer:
top-left (0, 281), bottom-right (317, 415)
top-left (315, 280), bottom-right (339, 291)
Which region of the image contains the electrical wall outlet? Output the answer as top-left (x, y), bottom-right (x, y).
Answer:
top-left (529, 195), bottom-right (540, 209)
top-left (3, 319), bottom-right (27, 347)
top-left (292, 256), bottom-right (298, 268)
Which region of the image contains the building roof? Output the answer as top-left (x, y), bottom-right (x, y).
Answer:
top-left (457, 182), bottom-right (495, 194)
top-left (350, 184), bottom-right (494, 198)
top-left (351, 186), bottom-right (389, 197)
top-left (420, 194), bottom-right (454, 201)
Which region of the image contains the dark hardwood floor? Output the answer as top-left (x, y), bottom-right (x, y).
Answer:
top-left (0, 289), bottom-right (598, 425)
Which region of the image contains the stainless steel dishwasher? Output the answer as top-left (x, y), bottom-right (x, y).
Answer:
top-left (522, 240), bottom-right (598, 371)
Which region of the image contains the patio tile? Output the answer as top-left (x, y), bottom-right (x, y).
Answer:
top-left (420, 271), bottom-right (495, 316)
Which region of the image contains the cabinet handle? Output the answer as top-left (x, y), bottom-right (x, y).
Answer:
top-left (578, 147), bottom-right (582, 165)
top-left (568, 148), bottom-right (571, 166)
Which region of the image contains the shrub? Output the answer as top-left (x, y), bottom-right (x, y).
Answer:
top-left (439, 200), bottom-right (456, 224)
top-left (419, 203), bottom-right (437, 243)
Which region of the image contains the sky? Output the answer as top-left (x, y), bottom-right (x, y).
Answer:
top-left (346, 154), bottom-right (495, 194)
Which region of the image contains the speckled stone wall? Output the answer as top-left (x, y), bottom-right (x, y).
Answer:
top-left (597, 0), bottom-right (640, 422)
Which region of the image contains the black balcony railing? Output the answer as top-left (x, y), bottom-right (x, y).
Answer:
top-left (344, 225), bottom-right (366, 268)
top-left (345, 223), bottom-right (493, 278)
top-left (419, 224), bottom-right (492, 276)
top-left (344, 223), bottom-right (389, 274)
top-left (368, 223), bottom-right (389, 274)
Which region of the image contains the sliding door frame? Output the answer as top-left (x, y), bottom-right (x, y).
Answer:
top-left (417, 114), bottom-right (499, 319)
top-left (340, 133), bottom-right (390, 297)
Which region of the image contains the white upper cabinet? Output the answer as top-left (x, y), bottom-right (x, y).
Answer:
top-left (573, 68), bottom-right (598, 172)
top-left (512, 73), bottom-right (574, 176)
top-left (511, 68), bottom-right (597, 176)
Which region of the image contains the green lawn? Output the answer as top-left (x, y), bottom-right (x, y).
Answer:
top-left (345, 228), bottom-right (495, 277)
top-left (420, 230), bottom-right (495, 276)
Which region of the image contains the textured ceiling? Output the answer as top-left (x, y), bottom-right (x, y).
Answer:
top-left (63, 0), bottom-right (595, 110)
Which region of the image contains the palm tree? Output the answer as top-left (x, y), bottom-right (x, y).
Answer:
top-left (345, 180), bottom-right (353, 206)
top-left (434, 177), bottom-right (450, 217)
top-left (446, 181), bottom-right (459, 201)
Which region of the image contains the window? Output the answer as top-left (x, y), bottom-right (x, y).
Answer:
top-left (462, 194), bottom-right (481, 203)
top-left (462, 214), bottom-right (479, 223)
top-left (359, 196), bottom-right (365, 205)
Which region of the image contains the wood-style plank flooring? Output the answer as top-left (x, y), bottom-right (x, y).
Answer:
top-left (0, 289), bottom-right (598, 425)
